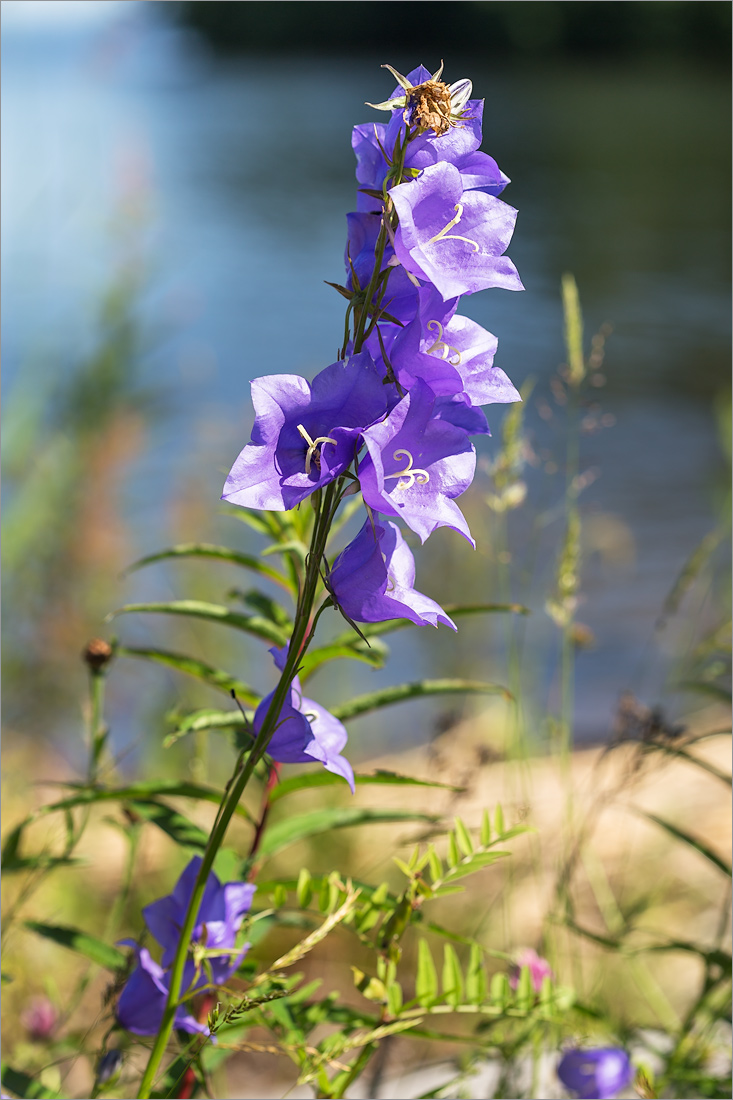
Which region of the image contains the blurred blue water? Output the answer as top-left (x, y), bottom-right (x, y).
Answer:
top-left (2, 4), bottom-right (730, 753)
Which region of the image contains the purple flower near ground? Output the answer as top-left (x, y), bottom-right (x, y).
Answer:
top-left (222, 354), bottom-right (391, 512)
top-left (557, 1048), bottom-right (633, 1100)
top-left (329, 517), bottom-right (456, 629)
top-left (509, 947), bottom-right (554, 993)
top-left (390, 162), bottom-right (523, 300)
top-left (389, 285), bottom-right (521, 406)
top-left (359, 380), bottom-right (476, 545)
top-left (117, 857), bottom-right (255, 1036)
top-left (252, 647), bottom-right (355, 791)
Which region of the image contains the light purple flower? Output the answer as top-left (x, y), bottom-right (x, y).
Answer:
top-left (252, 647), bottom-right (354, 792)
top-left (557, 1048), bottom-right (633, 1100)
top-left (391, 162), bottom-right (523, 301)
top-left (509, 947), bottom-right (554, 993)
top-left (117, 857), bottom-right (255, 1037)
top-left (359, 380), bottom-right (476, 545)
top-left (329, 517), bottom-right (456, 629)
top-left (222, 354), bottom-right (390, 512)
top-left (389, 285), bottom-right (521, 406)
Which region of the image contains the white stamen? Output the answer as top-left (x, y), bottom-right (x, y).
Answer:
top-left (425, 319), bottom-right (462, 366)
top-left (297, 423), bottom-right (337, 475)
top-left (427, 203), bottom-right (480, 252)
top-left (384, 448), bottom-right (430, 490)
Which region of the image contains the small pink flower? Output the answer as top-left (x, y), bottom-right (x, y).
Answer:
top-left (509, 948), bottom-right (554, 993)
top-left (21, 996), bottom-right (57, 1041)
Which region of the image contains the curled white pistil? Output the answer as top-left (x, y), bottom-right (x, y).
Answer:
top-left (384, 448), bottom-right (430, 490)
top-left (297, 423), bottom-right (337, 475)
top-left (427, 203), bottom-right (480, 252)
top-left (425, 319), bottom-right (462, 365)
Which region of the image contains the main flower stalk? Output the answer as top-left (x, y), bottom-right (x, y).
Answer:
top-left (137, 484), bottom-right (339, 1098)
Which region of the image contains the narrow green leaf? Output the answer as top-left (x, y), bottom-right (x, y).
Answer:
top-left (561, 271), bottom-right (585, 385)
top-left (164, 709), bottom-right (252, 747)
top-left (465, 943), bottom-right (487, 1004)
top-left (636, 810), bottom-right (732, 877)
top-left (490, 971), bottom-right (510, 1009)
top-left (480, 809), bottom-right (491, 846)
top-left (638, 741), bottom-right (731, 786)
top-left (494, 804), bottom-right (505, 836)
top-left (1, 1064), bottom-right (60, 1099)
top-left (443, 852), bottom-right (510, 883)
top-left (229, 589), bottom-right (293, 628)
top-left (24, 922), bottom-right (125, 971)
top-left (454, 817), bottom-right (474, 857)
top-left (514, 964), bottom-right (534, 1009)
top-left (122, 542), bottom-right (291, 590)
top-left (269, 769), bottom-right (462, 803)
top-left (297, 640), bottom-right (389, 680)
top-left (441, 943), bottom-right (464, 1007)
top-left (260, 807), bottom-right (439, 860)
top-left (330, 678), bottom-right (511, 722)
top-left (130, 801), bottom-right (208, 851)
top-left (387, 980), bottom-right (403, 1017)
top-left (117, 646), bottom-right (261, 706)
top-left (427, 846), bottom-right (443, 883)
top-left (296, 868), bottom-right (313, 908)
top-left (447, 832), bottom-right (460, 868)
top-left (416, 939), bottom-right (438, 1005)
top-left (221, 504), bottom-right (282, 538)
top-left (106, 600), bottom-right (288, 647)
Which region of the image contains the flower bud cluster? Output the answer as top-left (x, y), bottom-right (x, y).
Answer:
top-left (221, 63), bottom-right (523, 786)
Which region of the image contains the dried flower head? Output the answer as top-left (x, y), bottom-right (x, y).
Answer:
top-left (367, 62), bottom-right (473, 136)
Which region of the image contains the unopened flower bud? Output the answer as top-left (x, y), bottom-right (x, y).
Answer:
top-left (82, 638), bottom-right (113, 672)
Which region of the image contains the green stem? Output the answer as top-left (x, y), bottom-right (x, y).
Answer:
top-left (137, 485), bottom-right (338, 1099)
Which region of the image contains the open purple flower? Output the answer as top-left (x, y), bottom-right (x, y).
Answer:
top-left (389, 285), bottom-right (521, 406)
top-left (329, 517), bottom-right (456, 629)
top-left (359, 380), bottom-right (476, 545)
top-left (557, 1048), bottom-right (633, 1100)
top-left (222, 353), bottom-right (391, 512)
top-left (117, 857), bottom-right (255, 1037)
top-left (390, 162), bottom-right (523, 300)
top-left (252, 647), bottom-right (354, 792)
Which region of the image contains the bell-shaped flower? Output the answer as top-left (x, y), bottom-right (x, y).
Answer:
top-left (557, 1048), bottom-right (633, 1100)
top-left (329, 517), bottom-right (456, 629)
top-left (117, 857), bottom-right (255, 1036)
top-left (389, 285), bottom-right (521, 406)
top-left (252, 647), bottom-right (354, 792)
top-left (359, 380), bottom-right (476, 545)
top-left (222, 353), bottom-right (390, 512)
top-left (345, 211), bottom-right (418, 327)
top-left (390, 162), bottom-right (523, 300)
top-left (116, 946), bottom-right (206, 1037)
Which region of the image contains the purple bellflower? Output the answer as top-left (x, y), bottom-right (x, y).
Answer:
top-left (329, 517), bottom-right (456, 629)
top-left (388, 285), bottom-right (521, 406)
top-left (359, 380), bottom-right (476, 545)
top-left (117, 857), bottom-right (255, 1037)
top-left (557, 1048), bottom-right (634, 1100)
top-left (345, 211), bottom-right (418, 326)
top-left (252, 647), bottom-right (354, 791)
top-left (390, 162), bottom-right (523, 301)
top-left (222, 353), bottom-right (391, 512)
